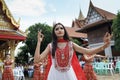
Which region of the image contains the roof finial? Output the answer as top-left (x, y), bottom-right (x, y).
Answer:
top-left (90, 0), bottom-right (94, 7)
top-left (78, 9), bottom-right (85, 20)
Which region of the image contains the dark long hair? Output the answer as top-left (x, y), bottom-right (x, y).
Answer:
top-left (51, 23), bottom-right (70, 57)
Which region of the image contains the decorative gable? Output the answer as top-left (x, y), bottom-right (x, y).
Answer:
top-left (0, 5), bottom-right (14, 30)
top-left (0, 0), bottom-right (19, 30)
top-left (85, 2), bottom-right (103, 25)
top-left (85, 7), bottom-right (103, 24)
top-left (76, 1), bottom-right (116, 33)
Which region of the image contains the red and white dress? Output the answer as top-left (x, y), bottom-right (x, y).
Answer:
top-left (2, 60), bottom-right (14, 80)
top-left (44, 41), bottom-right (86, 80)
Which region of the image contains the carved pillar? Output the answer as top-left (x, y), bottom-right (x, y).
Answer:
top-left (7, 40), bottom-right (17, 67)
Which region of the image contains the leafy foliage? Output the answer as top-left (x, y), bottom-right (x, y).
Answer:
top-left (26, 23), bottom-right (52, 55)
top-left (71, 38), bottom-right (82, 46)
top-left (15, 45), bottom-right (29, 64)
top-left (15, 23), bottom-right (52, 63)
top-left (112, 11), bottom-right (120, 51)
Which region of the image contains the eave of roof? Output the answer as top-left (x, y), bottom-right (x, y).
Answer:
top-left (77, 19), bottom-right (107, 32)
top-left (94, 7), bottom-right (116, 20)
top-left (0, 34), bottom-right (26, 40)
top-left (0, 30), bottom-right (26, 40)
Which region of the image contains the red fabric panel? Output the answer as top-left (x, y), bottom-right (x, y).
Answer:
top-left (71, 52), bottom-right (86, 80)
top-left (44, 54), bottom-right (52, 80)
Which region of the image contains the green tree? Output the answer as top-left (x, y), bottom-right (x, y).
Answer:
top-left (15, 23), bottom-right (52, 63)
top-left (26, 23), bottom-right (52, 56)
top-left (112, 11), bottom-right (120, 51)
top-left (15, 45), bottom-right (29, 64)
top-left (72, 38), bottom-right (82, 46)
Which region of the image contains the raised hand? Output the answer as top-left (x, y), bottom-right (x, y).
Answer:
top-left (37, 30), bottom-right (44, 42)
top-left (103, 32), bottom-right (112, 48)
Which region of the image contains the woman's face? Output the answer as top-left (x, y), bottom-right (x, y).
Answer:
top-left (54, 24), bottom-right (65, 38)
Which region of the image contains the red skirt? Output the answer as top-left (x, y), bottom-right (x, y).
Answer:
top-left (2, 67), bottom-right (14, 80)
top-left (83, 64), bottom-right (97, 80)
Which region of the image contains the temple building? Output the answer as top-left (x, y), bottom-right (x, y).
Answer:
top-left (72, 1), bottom-right (118, 57)
top-left (0, 0), bottom-right (26, 61)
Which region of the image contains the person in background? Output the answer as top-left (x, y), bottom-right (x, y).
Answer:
top-left (79, 56), bottom-right (85, 69)
top-left (2, 54), bottom-right (14, 80)
top-left (28, 63), bottom-right (34, 78)
top-left (83, 52), bottom-right (106, 80)
top-left (0, 60), bottom-right (3, 80)
top-left (33, 57), bottom-right (47, 80)
top-left (23, 63), bottom-right (28, 78)
top-left (34, 22), bottom-right (111, 80)
top-left (112, 57), bottom-right (117, 70)
top-left (19, 64), bottom-right (24, 73)
top-left (0, 66), bottom-right (2, 80)
top-left (101, 57), bottom-right (108, 63)
top-left (32, 62), bottom-right (41, 80)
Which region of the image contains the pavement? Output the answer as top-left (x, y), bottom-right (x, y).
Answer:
top-left (97, 73), bottom-right (120, 80)
top-left (25, 73), bottom-right (120, 80)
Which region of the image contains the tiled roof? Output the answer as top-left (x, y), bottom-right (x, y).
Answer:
top-left (94, 7), bottom-right (116, 20)
top-left (65, 27), bottom-right (87, 38)
top-left (72, 19), bottom-right (85, 28)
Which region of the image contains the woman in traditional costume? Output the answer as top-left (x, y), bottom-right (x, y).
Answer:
top-left (33, 56), bottom-right (47, 80)
top-left (83, 53), bottom-right (106, 80)
top-left (33, 62), bottom-right (41, 80)
top-left (2, 54), bottom-right (14, 80)
top-left (34, 23), bottom-right (111, 80)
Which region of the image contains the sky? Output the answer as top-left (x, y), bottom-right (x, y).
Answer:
top-left (4, 0), bottom-right (120, 55)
